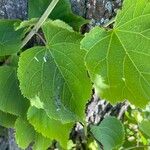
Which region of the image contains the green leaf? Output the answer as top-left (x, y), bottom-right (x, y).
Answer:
top-left (14, 18), bottom-right (38, 35)
top-left (81, 0), bottom-right (150, 107)
top-left (27, 106), bottom-right (73, 148)
top-left (15, 118), bottom-right (35, 149)
top-left (18, 20), bottom-right (92, 122)
top-left (6, 55), bottom-right (19, 67)
top-left (33, 134), bottom-right (51, 150)
top-left (91, 117), bottom-right (125, 150)
top-left (15, 118), bottom-right (51, 149)
top-left (139, 120), bottom-right (150, 137)
top-left (0, 20), bottom-right (24, 56)
top-left (0, 66), bottom-right (29, 116)
top-left (28, 0), bottom-right (88, 31)
top-left (0, 110), bottom-right (17, 128)
top-left (15, 18), bottom-right (38, 30)
top-left (0, 56), bottom-right (7, 63)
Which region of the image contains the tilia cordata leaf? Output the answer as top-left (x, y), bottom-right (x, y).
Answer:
top-left (0, 110), bottom-right (17, 128)
top-left (91, 117), bottom-right (125, 150)
top-left (0, 20), bottom-right (24, 56)
top-left (15, 118), bottom-right (51, 150)
top-left (139, 120), bottom-right (150, 138)
top-left (18, 20), bottom-right (92, 123)
top-left (27, 106), bottom-right (73, 148)
top-left (0, 66), bottom-right (29, 116)
top-left (81, 0), bottom-right (150, 107)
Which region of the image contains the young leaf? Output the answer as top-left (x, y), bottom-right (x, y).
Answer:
top-left (18, 20), bottom-right (92, 122)
top-left (15, 118), bottom-right (35, 149)
top-left (0, 66), bottom-right (29, 116)
top-left (33, 134), bottom-right (51, 150)
top-left (15, 118), bottom-right (51, 149)
top-left (91, 117), bottom-right (125, 150)
top-left (0, 20), bottom-right (24, 56)
top-left (15, 18), bottom-right (38, 30)
top-left (28, 0), bottom-right (88, 31)
top-left (15, 18), bottom-right (38, 34)
top-left (0, 110), bottom-right (17, 128)
top-left (139, 120), bottom-right (150, 137)
top-left (81, 0), bottom-right (150, 107)
top-left (27, 106), bottom-right (73, 148)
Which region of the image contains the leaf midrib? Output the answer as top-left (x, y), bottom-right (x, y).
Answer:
top-left (47, 49), bottom-right (80, 119)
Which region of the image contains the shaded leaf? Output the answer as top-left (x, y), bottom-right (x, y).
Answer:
top-left (0, 110), bottom-right (17, 128)
top-left (91, 117), bottom-right (125, 150)
top-left (0, 20), bottom-right (24, 56)
top-left (139, 120), bottom-right (150, 137)
top-left (0, 66), bottom-right (29, 116)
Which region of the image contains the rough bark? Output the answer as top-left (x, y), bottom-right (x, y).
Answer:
top-left (0, 0), bottom-right (27, 19)
top-left (70, 0), bottom-right (122, 28)
top-left (8, 128), bottom-right (21, 150)
top-left (0, 127), bottom-right (9, 150)
top-left (0, 0), bottom-right (122, 23)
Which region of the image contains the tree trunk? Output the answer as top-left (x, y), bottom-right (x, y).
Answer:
top-left (70, 0), bottom-right (122, 27)
top-left (0, 0), bottom-right (27, 19)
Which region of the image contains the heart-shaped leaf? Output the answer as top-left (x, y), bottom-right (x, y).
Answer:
top-left (91, 117), bottom-right (125, 150)
top-left (0, 66), bottom-right (29, 116)
top-left (27, 106), bottom-right (73, 148)
top-left (81, 0), bottom-right (150, 107)
top-left (18, 20), bottom-right (92, 122)
top-left (15, 118), bottom-right (51, 149)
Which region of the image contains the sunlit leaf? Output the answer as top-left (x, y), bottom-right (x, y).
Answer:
top-left (15, 118), bottom-right (51, 149)
top-left (81, 0), bottom-right (150, 107)
top-left (18, 20), bottom-right (92, 122)
top-left (28, 106), bottom-right (73, 148)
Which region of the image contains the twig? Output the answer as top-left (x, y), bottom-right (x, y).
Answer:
top-left (21, 0), bottom-right (59, 49)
